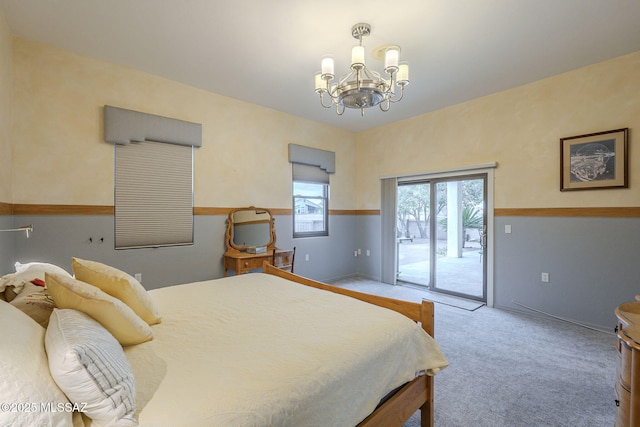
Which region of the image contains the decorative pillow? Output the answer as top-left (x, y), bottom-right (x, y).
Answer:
top-left (71, 258), bottom-right (161, 325)
top-left (0, 262), bottom-right (71, 294)
top-left (14, 261), bottom-right (70, 276)
top-left (45, 273), bottom-right (153, 346)
top-left (46, 309), bottom-right (138, 427)
top-left (9, 282), bottom-right (56, 328)
top-left (0, 301), bottom-right (73, 427)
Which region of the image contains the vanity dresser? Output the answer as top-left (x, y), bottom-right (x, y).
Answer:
top-left (615, 300), bottom-right (640, 427)
top-left (223, 207), bottom-right (294, 276)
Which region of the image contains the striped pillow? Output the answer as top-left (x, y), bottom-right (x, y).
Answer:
top-left (45, 308), bottom-right (137, 427)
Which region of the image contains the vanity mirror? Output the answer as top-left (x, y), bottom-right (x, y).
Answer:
top-left (223, 207), bottom-right (294, 276)
top-left (225, 207), bottom-right (276, 252)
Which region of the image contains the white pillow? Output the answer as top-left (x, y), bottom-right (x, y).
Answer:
top-left (0, 301), bottom-right (72, 427)
top-left (46, 308), bottom-right (138, 427)
top-left (14, 261), bottom-right (70, 276)
top-left (0, 262), bottom-right (71, 294)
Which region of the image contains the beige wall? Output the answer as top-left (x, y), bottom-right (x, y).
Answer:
top-left (356, 51), bottom-right (640, 210)
top-left (11, 38), bottom-right (357, 210)
top-left (8, 36), bottom-right (640, 212)
top-left (0, 9), bottom-right (12, 204)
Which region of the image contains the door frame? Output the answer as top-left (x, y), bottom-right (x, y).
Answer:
top-left (382, 162), bottom-right (496, 307)
top-left (429, 174), bottom-right (487, 301)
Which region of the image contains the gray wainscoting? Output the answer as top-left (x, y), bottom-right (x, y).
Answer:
top-left (355, 213), bottom-right (639, 331)
top-left (10, 215), bottom-right (226, 288)
top-left (7, 212), bottom-right (636, 330)
top-left (494, 216), bottom-right (639, 331)
top-left (0, 215), bottom-right (13, 274)
top-left (7, 213), bottom-right (360, 288)
top-left (284, 214), bottom-right (360, 282)
top-left (355, 214), bottom-right (382, 281)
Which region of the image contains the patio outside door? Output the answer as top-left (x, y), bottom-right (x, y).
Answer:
top-left (396, 175), bottom-right (487, 301)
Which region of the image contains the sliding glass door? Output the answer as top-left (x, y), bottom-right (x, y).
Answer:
top-left (397, 174), bottom-right (487, 301)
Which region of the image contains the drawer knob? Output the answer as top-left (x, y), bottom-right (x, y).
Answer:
top-left (615, 399), bottom-right (620, 407)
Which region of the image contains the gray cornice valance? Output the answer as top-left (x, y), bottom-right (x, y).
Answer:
top-left (288, 143), bottom-right (335, 173)
top-left (104, 105), bottom-right (202, 147)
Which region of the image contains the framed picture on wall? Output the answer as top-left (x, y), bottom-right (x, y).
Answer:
top-left (560, 128), bottom-right (629, 191)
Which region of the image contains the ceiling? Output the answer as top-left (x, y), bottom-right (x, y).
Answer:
top-left (1, 0), bottom-right (640, 133)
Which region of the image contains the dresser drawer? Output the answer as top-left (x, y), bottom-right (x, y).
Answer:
top-left (241, 257), bottom-right (267, 271)
top-left (615, 380), bottom-right (630, 427)
top-left (620, 338), bottom-right (633, 390)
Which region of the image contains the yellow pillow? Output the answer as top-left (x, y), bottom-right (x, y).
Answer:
top-left (71, 258), bottom-right (161, 325)
top-left (45, 273), bottom-right (153, 346)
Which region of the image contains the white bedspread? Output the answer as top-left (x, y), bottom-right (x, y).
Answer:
top-left (90, 273), bottom-right (447, 427)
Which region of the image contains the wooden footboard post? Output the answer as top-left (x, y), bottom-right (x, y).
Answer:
top-left (420, 375), bottom-right (434, 427)
top-left (420, 300), bottom-right (434, 337)
top-left (421, 300), bottom-right (435, 427)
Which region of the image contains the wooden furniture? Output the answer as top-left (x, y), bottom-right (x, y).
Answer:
top-left (263, 263), bottom-right (438, 427)
top-left (615, 301), bottom-right (640, 427)
top-left (273, 247), bottom-right (295, 273)
top-left (223, 207), bottom-right (294, 276)
top-left (223, 250), bottom-right (276, 276)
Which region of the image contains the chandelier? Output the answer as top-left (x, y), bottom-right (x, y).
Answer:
top-left (314, 23), bottom-right (409, 116)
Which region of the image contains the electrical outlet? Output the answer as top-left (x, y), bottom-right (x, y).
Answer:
top-left (505, 225), bottom-right (512, 234)
top-left (366, 250), bottom-right (370, 256)
top-left (541, 272), bottom-right (549, 283)
top-left (134, 273), bottom-right (142, 283)
top-left (354, 250), bottom-right (358, 257)
top-left (305, 254), bottom-right (309, 261)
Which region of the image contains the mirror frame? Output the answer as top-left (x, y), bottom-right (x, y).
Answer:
top-left (225, 206), bottom-right (277, 253)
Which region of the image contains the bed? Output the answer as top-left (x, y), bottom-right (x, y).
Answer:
top-left (0, 260), bottom-right (447, 427)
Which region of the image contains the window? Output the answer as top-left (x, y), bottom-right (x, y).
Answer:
top-left (105, 105), bottom-right (201, 250)
top-left (288, 143), bottom-right (334, 238)
top-left (293, 164), bottom-right (329, 237)
top-left (115, 141), bottom-right (194, 249)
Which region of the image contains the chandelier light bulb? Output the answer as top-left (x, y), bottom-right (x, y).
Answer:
top-left (321, 57), bottom-right (335, 77)
top-left (351, 46), bottom-right (365, 68)
top-left (397, 63), bottom-right (409, 84)
top-left (384, 47), bottom-right (399, 71)
top-left (314, 73), bottom-right (324, 91)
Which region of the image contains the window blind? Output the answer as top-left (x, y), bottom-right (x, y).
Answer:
top-left (292, 163), bottom-right (330, 184)
top-left (380, 177), bottom-right (398, 284)
top-left (115, 141), bottom-right (193, 249)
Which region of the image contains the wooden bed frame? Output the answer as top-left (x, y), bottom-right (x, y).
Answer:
top-left (263, 263), bottom-right (435, 427)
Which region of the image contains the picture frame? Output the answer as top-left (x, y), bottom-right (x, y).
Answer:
top-left (560, 128), bottom-right (629, 191)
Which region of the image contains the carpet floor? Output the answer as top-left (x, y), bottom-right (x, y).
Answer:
top-left (332, 279), bottom-right (617, 427)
